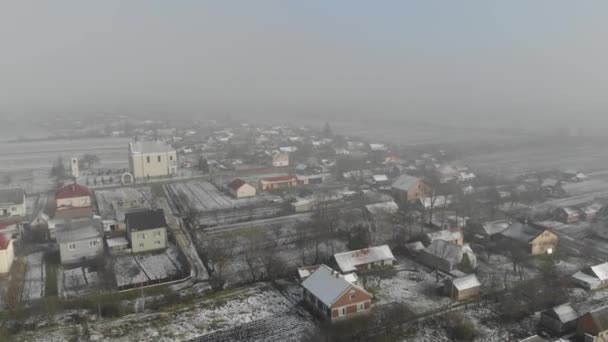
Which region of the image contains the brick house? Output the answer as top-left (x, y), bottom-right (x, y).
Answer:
top-left (54, 183), bottom-right (94, 220)
top-left (302, 265), bottom-right (372, 321)
top-left (555, 207), bottom-right (580, 224)
top-left (259, 175), bottom-right (298, 191)
top-left (577, 305), bottom-right (608, 342)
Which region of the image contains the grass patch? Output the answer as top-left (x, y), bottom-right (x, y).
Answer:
top-left (150, 184), bottom-right (166, 199)
top-left (44, 255), bottom-right (59, 297)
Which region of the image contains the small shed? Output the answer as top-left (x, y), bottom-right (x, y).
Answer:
top-left (444, 274), bottom-right (481, 301)
top-left (540, 303), bottom-right (579, 335)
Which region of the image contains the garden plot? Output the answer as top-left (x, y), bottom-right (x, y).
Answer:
top-left (167, 181), bottom-right (266, 213)
top-left (113, 255), bottom-right (149, 288)
top-left (58, 266), bottom-right (100, 297)
top-left (12, 283), bottom-right (313, 342)
top-left (113, 245), bottom-right (186, 288)
top-left (135, 251), bottom-right (184, 281)
top-left (22, 252), bottom-right (45, 301)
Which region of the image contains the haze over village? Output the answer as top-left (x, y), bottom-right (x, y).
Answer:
top-left (2, 2), bottom-right (608, 342)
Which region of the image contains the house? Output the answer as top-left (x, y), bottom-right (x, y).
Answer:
top-left (292, 199), bottom-right (314, 213)
top-left (272, 152), bottom-right (289, 167)
top-left (0, 234), bottom-right (14, 274)
top-left (371, 174), bottom-right (389, 186)
top-left (444, 274), bottom-right (481, 301)
top-left (477, 219), bottom-right (511, 240)
top-left (556, 207), bottom-right (580, 224)
top-left (419, 196), bottom-right (452, 210)
top-left (458, 172), bottom-right (476, 183)
top-left (581, 203), bottom-right (602, 222)
top-left (55, 220), bottom-right (103, 265)
top-left (500, 221), bottom-right (558, 255)
top-left (364, 201), bottom-right (399, 216)
top-left (426, 230), bottom-right (464, 246)
top-left (418, 240), bottom-right (476, 273)
top-left (259, 175), bottom-right (298, 190)
top-left (227, 179), bottom-right (256, 199)
top-left (577, 305), bottom-right (608, 342)
top-left (391, 175), bottom-right (431, 203)
top-left (540, 178), bottom-right (564, 197)
top-left (125, 209), bottom-right (168, 253)
top-left (540, 303), bottom-right (579, 335)
top-left (302, 265), bottom-right (372, 321)
top-left (55, 183), bottom-right (92, 210)
top-left (128, 141), bottom-right (177, 179)
top-left (279, 146), bottom-right (298, 153)
top-left (369, 143), bottom-right (387, 151)
top-left (0, 188), bottom-right (26, 218)
top-left (436, 165), bottom-right (459, 184)
top-left (54, 183), bottom-right (94, 219)
top-left (332, 245), bottom-right (396, 274)
top-left (572, 262), bottom-right (608, 290)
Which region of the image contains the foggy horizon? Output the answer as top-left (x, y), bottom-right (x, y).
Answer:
top-left (1, 1), bottom-right (607, 129)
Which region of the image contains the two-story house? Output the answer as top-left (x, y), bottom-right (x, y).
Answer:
top-left (129, 141), bottom-right (177, 179)
top-left (55, 219), bottom-right (103, 265)
top-left (391, 174), bottom-right (431, 203)
top-left (0, 234), bottom-right (14, 274)
top-left (125, 209), bottom-right (168, 253)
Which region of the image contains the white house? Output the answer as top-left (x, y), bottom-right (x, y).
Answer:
top-left (56, 220), bottom-right (104, 265)
top-left (272, 152), bottom-right (290, 167)
top-left (0, 234), bottom-right (14, 274)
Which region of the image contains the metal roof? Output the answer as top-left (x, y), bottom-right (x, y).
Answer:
top-left (452, 274), bottom-right (481, 291)
top-left (55, 219), bottom-right (102, 244)
top-left (391, 174), bottom-right (422, 191)
top-left (301, 265), bottom-right (359, 307)
top-left (334, 245), bottom-right (395, 273)
top-left (546, 303), bottom-right (579, 323)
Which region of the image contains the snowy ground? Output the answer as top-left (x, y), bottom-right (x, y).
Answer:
top-left (112, 245), bottom-right (186, 289)
top-left (22, 252), bottom-right (45, 302)
top-left (14, 283), bottom-right (316, 342)
top-left (365, 260), bottom-right (448, 314)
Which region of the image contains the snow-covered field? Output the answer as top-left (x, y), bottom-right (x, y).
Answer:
top-left (13, 283), bottom-right (316, 342)
top-left (113, 245), bottom-right (186, 288)
top-left (167, 181), bottom-right (267, 213)
top-left (22, 252), bottom-right (45, 301)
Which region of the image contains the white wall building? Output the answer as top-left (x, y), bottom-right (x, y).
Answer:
top-left (129, 141), bottom-right (177, 179)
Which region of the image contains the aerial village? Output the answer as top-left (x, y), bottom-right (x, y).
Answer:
top-left (2, 117), bottom-right (608, 341)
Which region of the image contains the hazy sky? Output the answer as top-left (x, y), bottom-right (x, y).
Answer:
top-left (1, 1), bottom-right (607, 125)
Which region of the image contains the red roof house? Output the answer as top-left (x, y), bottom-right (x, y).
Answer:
top-left (54, 183), bottom-right (93, 219)
top-left (55, 184), bottom-right (92, 200)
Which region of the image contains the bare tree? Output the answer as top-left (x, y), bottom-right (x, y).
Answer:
top-left (201, 233), bottom-right (238, 290)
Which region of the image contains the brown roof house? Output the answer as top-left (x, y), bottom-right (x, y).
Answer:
top-left (227, 179), bottom-right (256, 199)
top-left (577, 305), bottom-right (608, 342)
top-left (572, 262), bottom-right (608, 291)
top-left (302, 265), bottom-right (372, 321)
top-left (555, 207), bottom-right (580, 224)
top-left (500, 221), bottom-right (558, 256)
top-left (332, 245), bottom-right (396, 274)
